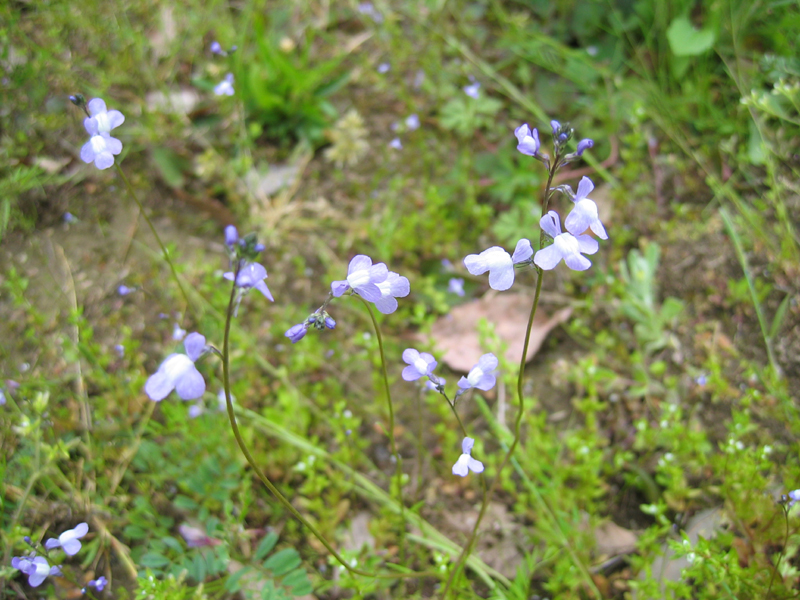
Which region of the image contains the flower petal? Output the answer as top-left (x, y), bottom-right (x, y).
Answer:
top-left (533, 245), bottom-right (562, 271)
top-left (564, 254), bottom-right (591, 271)
top-left (539, 211), bottom-right (562, 239)
top-left (452, 454), bottom-right (470, 477)
top-left (468, 457), bottom-right (484, 473)
top-left (575, 176), bottom-right (594, 201)
top-left (402, 365), bottom-right (423, 381)
top-left (461, 437), bottom-right (475, 453)
top-left (95, 152), bottom-right (114, 170)
top-left (87, 98), bottom-right (107, 116)
top-left (61, 536), bottom-right (82, 556)
top-left (402, 348), bottom-right (421, 364)
top-left (464, 253), bottom-right (489, 275)
top-left (348, 255), bottom-right (373, 274)
top-left (175, 366), bottom-right (206, 400)
top-left (80, 141), bottom-right (96, 164)
top-left (184, 332), bottom-right (206, 362)
top-left (511, 238), bottom-right (533, 263)
top-left (356, 282), bottom-right (382, 303)
top-left (374, 295), bottom-right (399, 314)
top-left (331, 280), bottom-right (349, 297)
top-left (487, 264), bottom-right (514, 291)
top-left (255, 280), bottom-right (274, 301)
top-left (575, 235), bottom-right (599, 255)
top-left (107, 110), bottom-right (125, 129)
top-left (145, 369), bottom-right (174, 401)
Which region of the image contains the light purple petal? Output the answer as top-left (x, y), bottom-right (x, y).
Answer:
top-left (533, 245), bottom-right (562, 270)
top-left (107, 110), bottom-right (125, 129)
top-left (464, 253), bottom-right (489, 275)
top-left (61, 536), bottom-right (82, 556)
top-left (540, 211), bottom-right (562, 238)
top-left (175, 367), bottom-right (206, 400)
top-left (590, 220), bottom-right (608, 240)
top-left (375, 295), bottom-right (399, 314)
top-left (564, 254), bottom-right (591, 271)
top-left (402, 365), bottom-right (423, 381)
top-left (95, 152), bottom-right (114, 170)
top-left (474, 373), bottom-right (496, 391)
top-left (183, 332), bottom-right (206, 362)
top-left (145, 368), bottom-right (174, 401)
top-left (87, 98), bottom-right (108, 116)
top-left (575, 235), bottom-right (599, 255)
top-left (255, 280), bottom-right (274, 301)
top-left (45, 538), bottom-right (60, 550)
top-left (476, 353), bottom-right (498, 373)
top-left (402, 348), bottom-right (421, 364)
top-left (366, 263), bottom-right (389, 284)
top-left (104, 134), bottom-right (122, 155)
top-left (511, 238), bottom-right (533, 263)
top-left (348, 255), bottom-right (373, 274)
top-left (49, 565), bottom-right (62, 577)
top-left (575, 176), bottom-right (594, 201)
top-left (468, 457), bottom-right (484, 473)
top-left (388, 274), bottom-right (410, 296)
top-left (564, 207), bottom-right (592, 236)
top-left (514, 123), bottom-right (530, 144)
top-left (461, 437), bottom-right (475, 453)
top-left (356, 282), bottom-right (382, 303)
top-left (331, 280), bottom-right (350, 297)
top-left (80, 140), bottom-right (96, 163)
top-left (457, 375), bottom-right (471, 390)
top-left (84, 116), bottom-right (99, 136)
top-left (487, 264), bottom-right (514, 291)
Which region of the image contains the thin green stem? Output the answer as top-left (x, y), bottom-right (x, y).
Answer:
top-left (220, 269), bottom-right (428, 580)
top-left (114, 163), bottom-right (193, 319)
top-left (766, 506), bottom-right (790, 599)
top-left (357, 297), bottom-right (407, 567)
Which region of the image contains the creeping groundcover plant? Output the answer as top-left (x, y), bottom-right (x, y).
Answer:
top-left (7, 93), bottom-right (621, 596)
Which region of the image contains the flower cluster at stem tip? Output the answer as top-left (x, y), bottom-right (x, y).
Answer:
top-left (286, 254), bottom-right (409, 344)
top-left (467, 121), bottom-right (607, 288)
top-left (71, 96), bottom-right (125, 170)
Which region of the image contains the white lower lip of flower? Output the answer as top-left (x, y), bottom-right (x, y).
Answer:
top-left (554, 233), bottom-right (580, 255)
top-left (95, 113), bottom-right (111, 133)
top-left (90, 135), bottom-right (108, 154)
top-left (348, 271), bottom-right (371, 288)
top-left (413, 358), bottom-right (429, 374)
top-left (163, 354), bottom-right (194, 381)
top-left (467, 368), bottom-right (484, 385)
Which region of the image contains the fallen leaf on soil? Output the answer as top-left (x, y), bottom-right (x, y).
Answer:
top-left (594, 521), bottom-right (638, 557)
top-left (420, 293), bottom-right (572, 372)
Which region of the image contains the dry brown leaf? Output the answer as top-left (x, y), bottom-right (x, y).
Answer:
top-left (594, 521), bottom-right (638, 557)
top-left (420, 292), bottom-right (572, 372)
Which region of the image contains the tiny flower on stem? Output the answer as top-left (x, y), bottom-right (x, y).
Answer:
top-left (214, 73), bottom-right (234, 96)
top-left (285, 323), bottom-right (308, 344)
top-left (224, 262), bottom-right (274, 301)
top-left (448, 277), bottom-right (465, 296)
top-left (788, 489), bottom-right (800, 508)
top-left (405, 114), bottom-right (420, 131)
top-left (45, 522), bottom-right (88, 556)
top-left (145, 333), bottom-right (207, 401)
top-left (463, 239), bottom-right (532, 291)
top-left (401, 348), bottom-right (437, 381)
top-left (88, 576), bottom-right (107, 592)
top-left (514, 123), bottom-right (539, 156)
top-left (452, 437), bottom-right (484, 477)
top-left (564, 176), bottom-right (608, 240)
top-left (11, 556), bottom-right (62, 588)
top-left (534, 211), bottom-right (598, 271)
top-left (457, 353), bottom-right (498, 393)
top-left (389, 137), bottom-right (402, 150)
top-left (575, 138), bottom-right (593, 155)
top-left (79, 98), bottom-right (125, 170)
top-left (331, 255), bottom-right (388, 302)
top-left (463, 81), bottom-right (481, 98)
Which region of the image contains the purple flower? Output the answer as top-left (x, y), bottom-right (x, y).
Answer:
top-left (374, 271), bottom-right (410, 314)
top-left (88, 576), bottom-right (107, 591)
top-left (575, 139), bottom-right (593, 155)
top-left (331, 255), bottom-right (388, 302)
top-left (12, 556), bottom-right (61, 587)
top-left (117, 284), bottom-right (134, 296)
top-left (79, 98), bottom-right (125, 170)
top-left (550, 120), bottom-right (561, 136)
top-left (114, 344), bottom-right (125, 357)
top-left (45, 522), bottom-right (88, 556)
top-left (463, 239), bottom-right (532, 291)
top-left (377, 62), bottom-right (390, 73)
top-left (223, 262), bottom-right (274, 301)
top-left (514, 123), bottom-right (539, 156)
top-left (63, 212), bottom-right (77, 224)
top-left (214, 73), bottom-right (234, 96)
top-left (188, 403), bottom-right (204, 418)
top-left (402, 349), bottom-right (437, 381)
top-left (564, 177), bottom-right (607, 239)
top-left (452, 437), bottom-right (484, 477)
top-left (144, 333), bottom-right (207, 401)
top-left (357, 2), bottom-right (384, 23)
top-left (788, 489), bottom-right (800, 508)
top-left (210, 41), bottom-right (223, 55)
top-left (389, 137), bottom-right (402, 150)
top-left (0, 388), bottom-right (5, 406)
top-left (457, 353), bottom-right (498, 393)
top-left (425, 379), bottom-right (445, 392)
top-left (534, 210), bottom-right (598, 271)
top-left (448, 277), bottom-right (465, 297)
top-left (225, 225), bottom-right (239, 247)
top-left (463, 81), bottom-right (481, 98)
top-left (405, 114), bottom-right (420, 131)
top-left (285, 323), bottom-right (308, 344)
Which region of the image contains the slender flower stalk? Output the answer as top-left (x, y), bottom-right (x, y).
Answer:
top-left (220, 261), bottom-right (432, 581)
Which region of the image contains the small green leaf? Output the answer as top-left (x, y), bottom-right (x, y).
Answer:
top-left (280, 567), bottom-right (308, 589)
top-left (140, 552), bottom-right (171, 568)
top-left (666, 17), bottom-right (715, 57)
top-left (263, 548), bottom-right (301, 575)
top-left (225, 567), bottom-right (251, 593)
top-left (290, 580), bottom-right (313, 596)
top-left (255, 532), bottom-right (279, 560)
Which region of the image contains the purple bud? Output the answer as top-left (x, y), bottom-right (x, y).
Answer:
top-left (23, 536), bottom-right (31, 544)
top-left (210, 41), bottom-right (223, 55)
top-left (324, 316), bottom-right (336, 329)
top-left (254, 243), bottom-right (265, 253)
top-left (576, 138), bottom-right (593, 155)
top-left (285, 324), bottom-right (308, 344)
top-left (224, 225), bottom-right (238, 247)
top-left (550, 120), bottom-right (560, 135)
top-left (63, 212), bottom-right (77, 224)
